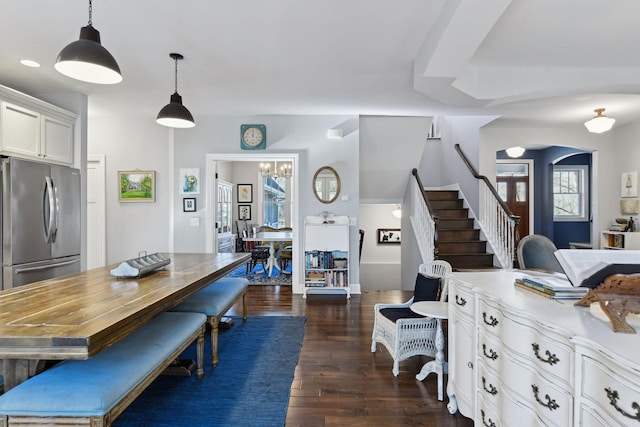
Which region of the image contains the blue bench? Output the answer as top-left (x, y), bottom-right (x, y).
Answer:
top-left (0, 311), bottom-right (206, 426)
top-left (171, 277), bottom-right (249, 366)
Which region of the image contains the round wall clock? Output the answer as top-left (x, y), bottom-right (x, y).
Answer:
top-left (241, 124), bottom-right (266, 150)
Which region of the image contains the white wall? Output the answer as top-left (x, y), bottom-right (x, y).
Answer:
top-left (88, 110), bottom-right (172, 263)
top-left (359, 204), bottom-right (401, 290)
top-left (612, 121), bottom-right (640, 227)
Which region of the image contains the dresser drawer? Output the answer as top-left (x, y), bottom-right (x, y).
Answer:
top-left (476, 394), bottom-right (502, 427)
top-left (478, 329), bottom-right (503, 373)
top-left (449, 279), bottom-right (474, 319)
top-left (578, 402), bottom-right (629, 427)
top-left (501, 313), bottom-right (573, 387)
top-left (477, 361), bottom-right (501, 410)
top-left (502, 352), bottom-right (573, 426)
top-left (580, 354), bottom-right (640, 426)
top-left (477, 298), bottom-right (502, 336)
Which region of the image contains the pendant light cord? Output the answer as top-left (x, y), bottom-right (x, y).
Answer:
top-left (88, 0), bottom-right (93, 26)
top-left (174, 56), bottom-right (179, 94)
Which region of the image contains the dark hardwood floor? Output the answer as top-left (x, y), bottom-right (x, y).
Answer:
top-left (227, 285), bottom-right (474, 427)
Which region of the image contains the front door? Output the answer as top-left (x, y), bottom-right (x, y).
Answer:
top-left (497, 175), bottom-right (529, 239)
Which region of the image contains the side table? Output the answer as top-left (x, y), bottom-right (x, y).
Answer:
top-left (410, 300), bottom-right (448, 401)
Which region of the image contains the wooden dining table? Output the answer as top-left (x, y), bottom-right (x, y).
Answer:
top-left (0, 252), bottom-right (250, 391)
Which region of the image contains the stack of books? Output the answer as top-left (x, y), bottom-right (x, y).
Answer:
top-left (514, 274), bottom-right (589, 299)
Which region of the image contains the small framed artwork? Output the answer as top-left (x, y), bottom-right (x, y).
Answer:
top-left (621, 198), bottom-right (639, 214)
top-left (180, 168), bottom-right (200, 194)
top-left (237, 184), bottom-right (252, 203)
top-left (238, 205), bottom-right (251, 220)
top-left (378, 228), bottom-right (401, 244)
top-left (118, 170), bottom-right (156, 202)
top-left (621, 172), bottom-right (638, 198)
top-left (183, 197), bottom-right (196, 212)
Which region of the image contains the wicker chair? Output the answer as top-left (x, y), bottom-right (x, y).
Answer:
top-left (371, 260), bottom-right (452, 376)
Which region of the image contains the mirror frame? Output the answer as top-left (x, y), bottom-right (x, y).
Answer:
top-left (313, 166), bottom-right (341, 204)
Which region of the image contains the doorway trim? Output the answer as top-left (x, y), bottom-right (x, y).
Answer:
top-left (205, 153), bottom-right (301, 290)
top-left (497, 159), bottom-right (534, 236)
top-left (87, 155), bottom-right (106, 268)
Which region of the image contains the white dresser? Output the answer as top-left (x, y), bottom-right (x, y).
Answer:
top-left (447, 270), bottom-right (640, 426)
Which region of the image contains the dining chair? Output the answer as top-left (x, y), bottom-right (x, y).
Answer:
top-left (517, 234), bottom-right (564, 273)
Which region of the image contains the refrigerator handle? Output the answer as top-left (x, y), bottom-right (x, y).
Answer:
top-left (44, 176), bottom-right (56, 244)
top-left (15, 258), bottom-right (80, 274)
top-left (51, 178), bottom-right (59, 242)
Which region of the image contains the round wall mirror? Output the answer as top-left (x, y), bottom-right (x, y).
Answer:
top-left (313, 166), bottom-right (340, 204)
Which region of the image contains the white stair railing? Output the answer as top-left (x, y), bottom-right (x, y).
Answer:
top-left (454, 144), bottom-right (519, 269)
top-left (410, 170), bottom-right (435, 264)
top-left (478, 180), bottom-right (516, 268)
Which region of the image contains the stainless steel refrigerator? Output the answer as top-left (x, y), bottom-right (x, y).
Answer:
top-left (1, 157), bottom-right (81, 289)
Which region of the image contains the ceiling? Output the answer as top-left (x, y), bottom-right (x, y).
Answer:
top-left (2, 1), bottom-right (640, 199)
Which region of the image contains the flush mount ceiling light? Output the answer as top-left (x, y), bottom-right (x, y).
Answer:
top-left (584, 108), bottom-right (615, 134)
top-left (505, 146), bottom-right (525, 158)
top-left (55, 0), bottom-right (122, 84)
top-left (156, 53), bottom-right (195, 129)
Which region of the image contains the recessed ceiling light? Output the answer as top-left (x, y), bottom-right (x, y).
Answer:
top-left (20, 59), bottom-right (41, 68)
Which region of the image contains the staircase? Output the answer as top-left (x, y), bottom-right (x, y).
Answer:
top-left (426, 190), bottom-right (495, 270)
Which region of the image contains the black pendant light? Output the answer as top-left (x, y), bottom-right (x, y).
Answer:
top-left (55, 0), bottom-right (122, 84)
top-left (156, 53), bottom-right (195, 128)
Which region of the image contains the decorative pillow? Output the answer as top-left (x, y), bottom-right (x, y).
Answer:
top-left (414, 273), bottom-right (442, 302)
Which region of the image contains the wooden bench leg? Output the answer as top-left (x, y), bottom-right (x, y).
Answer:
top-left (210, 317), bottom-right (219, 367)
top-left (196, 325), bottom-right (205, 379)
top-left (243, 292), bottom-right (248, 321)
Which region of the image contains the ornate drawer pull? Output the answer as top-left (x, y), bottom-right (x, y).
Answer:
top-left (482, 344), bottom-right (498, 360)
top-left (532, 343), bottom-right (559, 365)
top-left (455, 295), bottom-right (467, 306)
top-left (532, 384), bottom-right (559, 411)
top-left (482, 312), bottom-right (499, 327)
top-left (480, 409), bottom-right (496, 427)
top-left (605, 387), bottom-right (640, 421)
top-left (482, 376), bottom-right (498, 395)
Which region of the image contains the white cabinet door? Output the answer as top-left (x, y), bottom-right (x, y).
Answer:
top-left (41, 115), bottom-right (74, 165)
top-left (304, 224), bottom-right (348, 251)
top-left (0, 101), bottom-right (41, 158)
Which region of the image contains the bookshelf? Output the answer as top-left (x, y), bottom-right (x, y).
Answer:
top-left (600, 230), bottom-right (640, 250)
top-left (304, 215), bottom-right (350, 298)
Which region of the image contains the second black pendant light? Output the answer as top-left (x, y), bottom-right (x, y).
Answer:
top-left (156, 53), bottom-right (195, 128)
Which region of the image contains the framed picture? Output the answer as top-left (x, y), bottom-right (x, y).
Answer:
top-left (183, 197), bottom-right (196, 212)
top-left (118, 170), bottom-right (155, 202)
top-left (180, 168), bottom-right (200, 194)
top-left (621, 198), bottom-right (639, 214)
top-left (238, 205), bottom-right (251, 220)
top-left (237, 184), bottom-right (252, 203)
top-left (377, 228), bottom-right (401, 244)
top-left (621, 172), bottom-right (638, 198)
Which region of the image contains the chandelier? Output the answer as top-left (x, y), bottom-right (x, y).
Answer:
top-left (259, 161), bottom-right (292, 178)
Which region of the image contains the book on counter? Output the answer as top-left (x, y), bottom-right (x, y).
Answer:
top-left (514, 271), bottom-right (588, 299)
top-left (554, 249), bottom-right (640, 288)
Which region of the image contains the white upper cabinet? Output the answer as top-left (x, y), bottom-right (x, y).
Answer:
top-left (0, 86), bottom-right (76, 166)
top-left (41, 115), bottom-right (74, 165)
top-left (0, 102), bottom-right (40, 158)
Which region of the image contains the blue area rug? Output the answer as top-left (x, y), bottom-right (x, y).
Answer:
top-left (114, 316), bottom-right (306, 427)
top-left (225, 262), bottom-right (292, 285)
